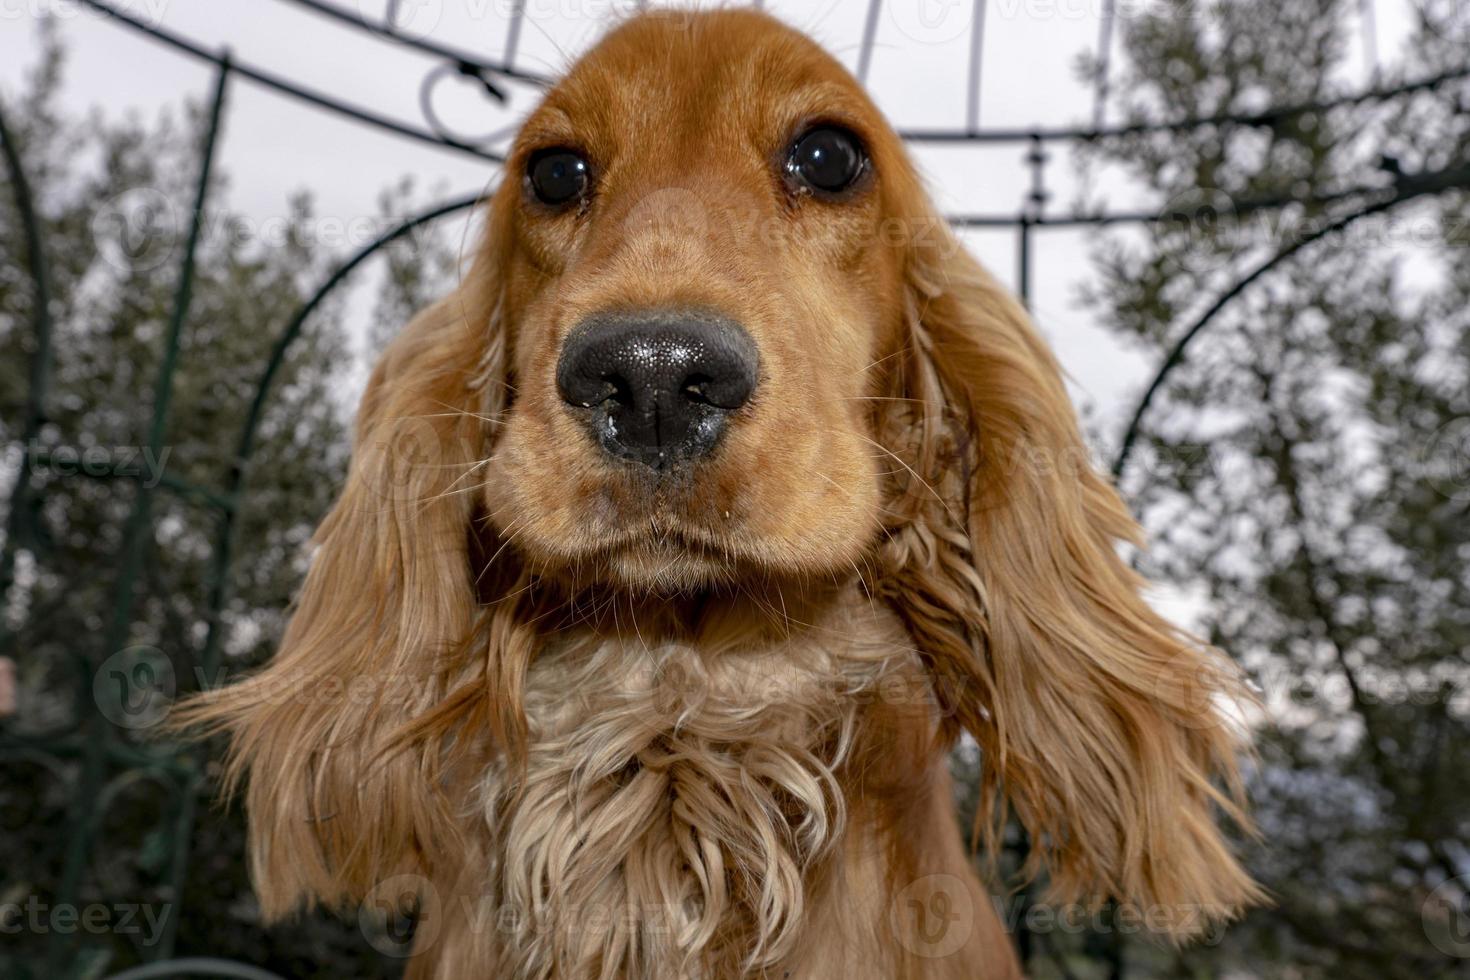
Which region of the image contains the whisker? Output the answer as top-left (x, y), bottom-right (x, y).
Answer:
top-left (850, 433), bottom-right (955, 520)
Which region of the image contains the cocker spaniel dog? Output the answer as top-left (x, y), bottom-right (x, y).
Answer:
top-left (182, 9), bottom-right (1261, 978)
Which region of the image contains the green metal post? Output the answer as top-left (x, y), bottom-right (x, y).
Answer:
top-left (0, 99), bottom-right (55, 653)
top-left (49, 59), bottom-right (232, 973)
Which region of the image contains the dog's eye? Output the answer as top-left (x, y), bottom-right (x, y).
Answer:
top-left (527, 149), bottom-right (591, 207)
top-left (786, 126), bottom-right (866, 195)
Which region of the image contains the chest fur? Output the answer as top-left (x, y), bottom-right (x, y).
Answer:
top-left (478, 608), bottom-right (923, 979)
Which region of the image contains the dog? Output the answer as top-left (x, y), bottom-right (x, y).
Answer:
top-left (180, 9), bottom-right (1262, 977)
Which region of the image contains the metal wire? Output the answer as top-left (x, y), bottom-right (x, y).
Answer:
top-left (72, 0), bottom-right (506, 163)
top-left (901, 63), bottom-right (1470, 142)
top-left (103, 958), bottom-right (290, 980)
top-left (504, 0), bottom-right (527, 70)
top-left (1112, 160), bottom-right (1470, 477)
top-left (49, 56), bottom-right (232, 972)
top-left (857, 0), bottom-right (883, 85)
top-left (278, 0), bottom-right (548, 84)
top-left (0, 97), bottom-right (54, 651)
top-left (966, 0), bottom-right (987, 132)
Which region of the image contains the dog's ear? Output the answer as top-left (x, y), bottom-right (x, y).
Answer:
top-left (173, 280), bottom-right (506, 918)
top-left (874, 220), bottom-right (1263, 935)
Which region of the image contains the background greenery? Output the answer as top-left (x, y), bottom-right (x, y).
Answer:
top-left (2, 0), bottom-right (1467, 976)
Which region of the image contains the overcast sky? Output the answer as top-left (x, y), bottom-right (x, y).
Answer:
top-left (0, 0), bottom-right (1424, 441)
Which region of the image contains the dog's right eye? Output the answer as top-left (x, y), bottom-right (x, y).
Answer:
top-left (527, 149), bottom-right (591, 207)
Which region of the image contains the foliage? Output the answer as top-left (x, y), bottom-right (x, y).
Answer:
top-left (1070, 0), bottom-right (1470, 976)
top-left (0, 25), bottom-right (457, 977)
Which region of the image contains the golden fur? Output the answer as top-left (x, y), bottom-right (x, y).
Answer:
top-left (177, 10), bottom-right (1262, 978)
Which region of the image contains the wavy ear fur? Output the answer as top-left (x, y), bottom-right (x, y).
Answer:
top-left (173, 280), bottom-right (506, 918)
top-left (875, 222), bottom-right (1263, 934)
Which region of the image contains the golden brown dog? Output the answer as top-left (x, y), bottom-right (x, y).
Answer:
top-left (182, 9), bottom-right (1262, 977)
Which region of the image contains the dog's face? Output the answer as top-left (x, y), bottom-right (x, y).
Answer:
top-left (185, 10), bottom-right (1261, 938)
top-left (483, 11), bottom-right (916, 591)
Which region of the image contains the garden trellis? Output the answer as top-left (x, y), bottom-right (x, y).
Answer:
top-left (1, 0), bottom-right (1467, 976)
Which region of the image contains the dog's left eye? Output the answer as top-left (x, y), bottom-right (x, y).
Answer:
top-left (527, 148), bottom-right (591, 207)
top-left (786, 126), bottom-right (866, 195)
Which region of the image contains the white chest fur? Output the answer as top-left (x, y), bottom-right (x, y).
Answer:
top-left (478, 601), bottom-right (921, 979)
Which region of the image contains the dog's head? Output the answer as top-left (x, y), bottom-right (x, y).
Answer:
top-left (480, 10), bottom-right (926, 591)
top-left (183, 8), bottom-right (1261, 942)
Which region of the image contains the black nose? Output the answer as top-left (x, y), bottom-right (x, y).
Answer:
top-left (556, 311), bottom-right (759, 469)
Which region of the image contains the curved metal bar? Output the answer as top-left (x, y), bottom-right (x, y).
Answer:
top-left (856, 0), bottom-right (883, 85)
top-left (949, 167), bottom-right (1407, 227)
top-left (1111, 160), bottom-right (1470, 478)
top-left (103, 958), bottom-right (290, 980)
top-left (504, 0), bottom-right (527, 69)
top-left (901, 62), bottom-right (1470, 142)
top-left (233, 193), bottom-right (488, 476)
top-left (53, 62), bottom-right (233, 966)
top-left (71, 0), bottom-right (505, 164)
top-left (153, 767), bottom-right (206, 959)
top-left (419, 60), bottom-right (521, 147)
top-left (22, 447), bottom-right (233, 512)
top-left (195, 192), bottom-right (487, 681)
top-left (67, 0), bottom-right (1468, 156)
top-left (966, 0), bottom-right (987, 132)
top-left (0, 97), bottom-right (55, 650)
top-left (275, 0), bottom-right (551, 86)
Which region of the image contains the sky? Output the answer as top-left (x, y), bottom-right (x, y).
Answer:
top-left (0, 0), bottom-right (1424, 442)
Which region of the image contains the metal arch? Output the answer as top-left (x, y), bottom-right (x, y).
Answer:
top-left (949, 169), bottom-right (1420, 227)
top-left (277, 0), bottom-right (551, 86)
top-left (65, 0), bottom-right (1470, 155)
top-left (419, 61), bottom-right (524, 148)
top-left (49, 62), bottom-right (233, 973)
top-left (0, 96), bottom-right (55, 651)
top-left (1110, 160), bottom-right (1470, 479)
top-left (195, 192), bottom-right (489, 680)
top-left (901, 63), bottom-right (1470, 142)
top-left (1, 0), bottom-right (1466, 975)
top-left (72, 0), bottom-right (507, 164)
top-left (103, 959), bottom-right (291, 980)
top-left (229, 194), bottom-right (488, 488)
top-left (857, 0), bottom-right (883, 85)
top-left (966, 0), bottom-right (988, 132)
top-left (504, 0), bottom-right (528, 72)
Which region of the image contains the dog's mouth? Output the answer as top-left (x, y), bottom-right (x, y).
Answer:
top-left (584, 512), bottom-right (755, 588)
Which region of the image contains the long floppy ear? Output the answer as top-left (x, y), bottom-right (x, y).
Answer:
top-left (875, 220), bottom-right (1264, 935)
top-left (173, 276), bottom-right (507, 918)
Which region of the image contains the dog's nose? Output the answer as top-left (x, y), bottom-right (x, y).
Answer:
top-left (556, 311), bottom-right (759, 469)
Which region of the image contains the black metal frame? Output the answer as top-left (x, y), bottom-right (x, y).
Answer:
top-left (1, 1), bottom-right (1466, 976)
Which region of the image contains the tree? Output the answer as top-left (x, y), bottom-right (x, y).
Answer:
top-left (1078, 0), bottom-right (1470, 975)
top-left (0, 24), bottom-right (457, 976)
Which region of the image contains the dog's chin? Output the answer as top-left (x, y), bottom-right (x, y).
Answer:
top-left (516, 521), bottom-right (850, 597)
top-left (521, 531), bottom-right (754, 595)
top-left (604, 542), bottom-right (744, 594)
